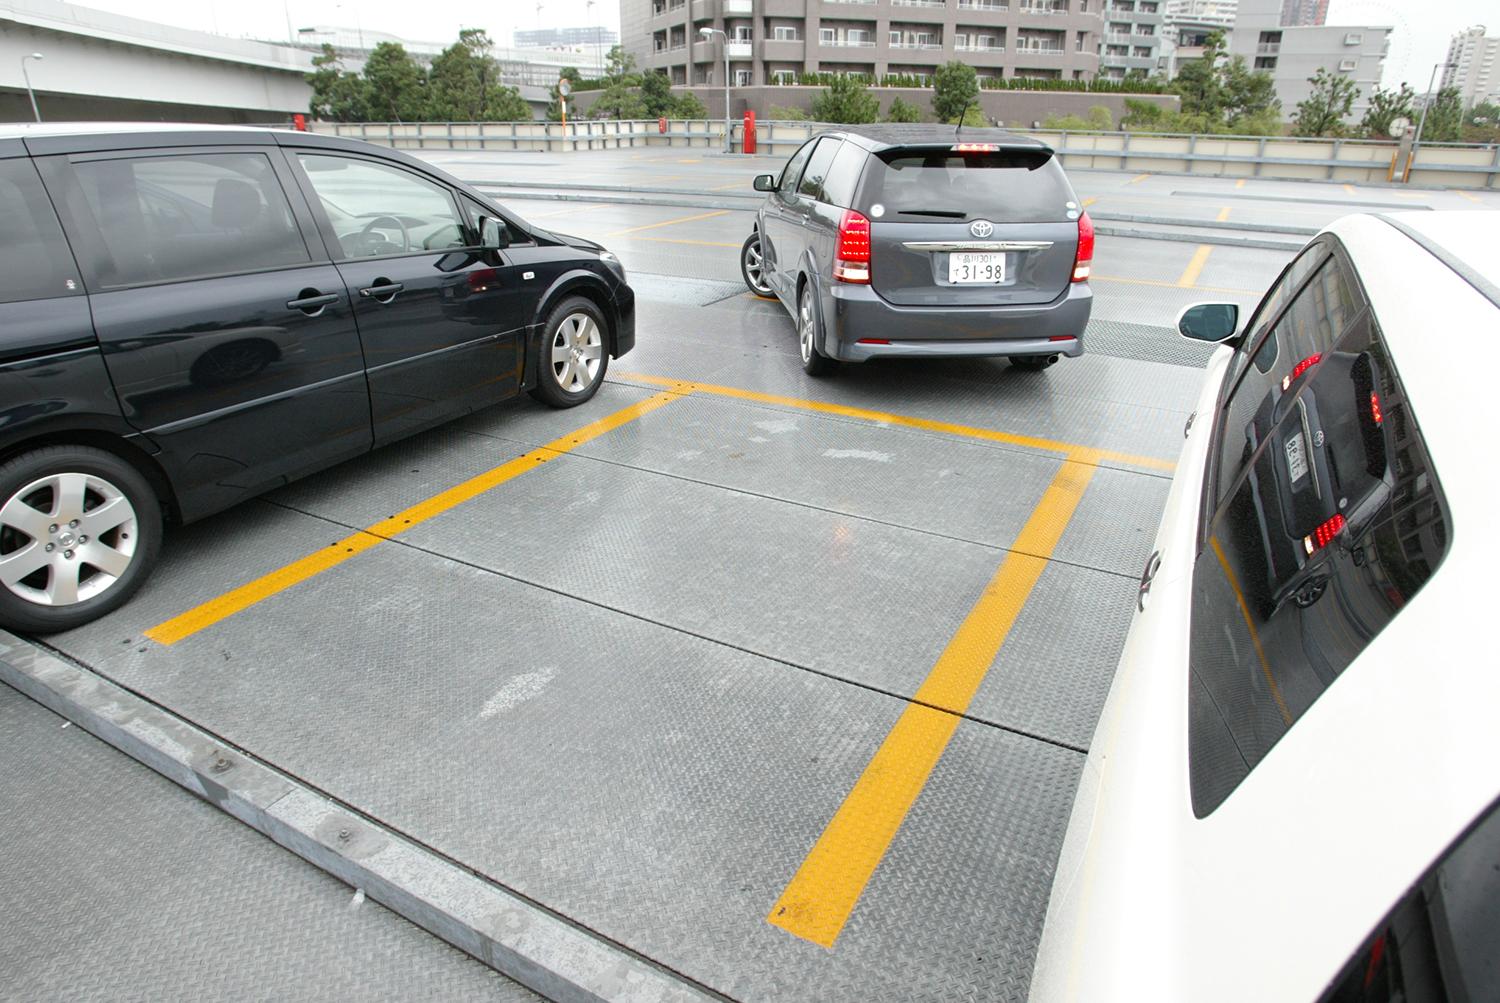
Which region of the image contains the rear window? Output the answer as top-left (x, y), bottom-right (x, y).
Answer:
top-left (0, 158), bottom-right (82, 304)
top-left (856, 147), bottom-right (1073, 223)
top-left (1188, 248), bottom-right (1451, 816)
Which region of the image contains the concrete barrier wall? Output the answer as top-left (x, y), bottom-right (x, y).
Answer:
top-left (307, 120), bottom-right (1500, 190)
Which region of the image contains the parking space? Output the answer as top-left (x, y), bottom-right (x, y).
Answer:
top-left (21, 146), bottom-right (1480, 999)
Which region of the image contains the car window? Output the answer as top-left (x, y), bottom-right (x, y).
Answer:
top-left (798, 138), bottom-right (842, 201)
top-left (459, 194), bottom-right (528, 247)
top-left (1223, 244), bottom-right (1325, 390)
top-left (1188, 304), bottom-right (1450, 816)
top-left (819, 142), bottom-right (866, 209)
top-left (0, 158), bottom-right (83, 304)
top-left (1321, 798), bottom-right (1500, 1002)
top-left (297, 154), bottom-right (466, 259)
top-left (855, 147), bottom-right (1074, 222)
top-left (777, 140), bottom-right (816, 196)
top-left (69, 153), bottom-right (309, 288)
top-left (1215, 254), bottom-right (1363, 504)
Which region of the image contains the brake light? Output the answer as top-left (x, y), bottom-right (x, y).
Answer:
top-left (834, 208), bottom-right (871, 284)
top-left (1072, 211), bottom-right (1094, 282)
top-left (1281, 353), bottom-right (1322, 391)
top-left (1303, 513), bottom-right (1346, 555)
top-left (953, 143), bottom-right (999, 153)
top-left (1370, 392), bottom-right (1382, 425)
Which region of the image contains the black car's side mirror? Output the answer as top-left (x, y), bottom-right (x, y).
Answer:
top-left (753, 173), bottom-right (776, 192)
top-left (1177, 302), bottom-right (1239, 343)
top-left (478, 216), bottom-right (510, 250)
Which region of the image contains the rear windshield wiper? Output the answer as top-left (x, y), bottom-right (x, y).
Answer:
top-left (896, 209), bottom-right (967, 219)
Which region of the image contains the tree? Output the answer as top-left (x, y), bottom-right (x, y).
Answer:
top-left (932, 61), bottom-right (979, 123)
top-left (1221, 56), bottom-right (1280, 131)
top-left (603, 45), bottom-right (637, 84)
top-left (670, 91), bottom-right (707, 118)
top-left (1044, 105), bottom-right (1114, 130)
top-left (768, 104), bottom-right (810, 121)
top-left (1172, 32), bottom-right (1228, 121)
top-left (589, 84), bottom-right (648, 119)
top-left (1360, 83), bottom-right (1415, 138)
top-left (306, 44), bottom-right (364, 122)
top-left (1420, 86), bottom-right (1463, 143)
top-left (427, 29), bottom-right (530, 121)
top-left (361, 42), bottom-right (428, 122)
top-left (885, 96), bottom-right (922, 123)
top-left (810, 75), bottom-right (879, 124)
top-left (1465, 100), bottom-right (1500, 143)
top-left (1293, 67), bottom-right (1359, 137)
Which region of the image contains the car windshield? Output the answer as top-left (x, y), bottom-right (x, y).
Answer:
top-left (857, 147), bottom-right (1074, 223)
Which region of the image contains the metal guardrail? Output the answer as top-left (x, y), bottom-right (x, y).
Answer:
top-left (307, 120), bottom-right (1500, 189)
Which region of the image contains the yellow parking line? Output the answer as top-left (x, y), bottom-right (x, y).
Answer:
top-left (1176, 245), bottom-right (1213, 288)
top-left (768, 451), bottom-right (1100, 947)
top-left (145, 391), bottom-right (690, 645)
top-left (1457, 190), bottom-right (1482, 203)
top-left (1081, 196), bottom-right (1097, 207)
top-left (1090, 273), bottom-right (1257, 295)
top-left (606, 209), bottom-right (730, 237)
top-left (1128, 173), bottom-right (1150, 184)
top-left (1210, 537), bottom-right (1292, 725)
top-left (1235, 178), bottom-right (1246, 189)
top-left (627, 236), bottom-right (741, 248)
top-left (1343, 184), bottom-right (1356, 195)
top-left (616, 372), bottom-right (1174, 472)
top-left (1216, 206), bottom-right (1231, 222)
top-left (709, 180), bottom-right (749, 191)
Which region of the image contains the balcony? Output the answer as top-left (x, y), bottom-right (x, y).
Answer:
top-left (954, 43), bottom-right (1005, 52)
top-left (820, 37), bottom-right (878, 46)
top-left (1013, 43), bottom-right (1064, 54)
top-left (890, 39), bottom-right (945, 48)
top-left (726, 40), bottom-right (753, 57)
top-left (892, 0), bottom-right (947, 5)
top-left (957, 0), bottom-right (1007, 9)
top-left (1017, 3), bottom-right (1067, 14)
top-left (823, 0), bottom-right (876, 4)
top-left (723, 0), bottom-right (753, 13)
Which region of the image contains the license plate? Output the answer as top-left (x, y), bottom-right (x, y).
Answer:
top-left (1284, 431), bottom-right (1308, 483)
top-left (949, 252), bottom-right (1005, 284)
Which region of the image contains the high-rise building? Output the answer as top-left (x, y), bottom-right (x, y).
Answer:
top-left (1163, 0), bottom-right (1235, 28)
top-left (1228, 0), bottom-right (1390, 121)
top-left (1442, 26), bottom-right (1500, 107)
top-left (1099, 0), bottom-right (1164, 81)
top-left (620, 0), bottom-right (1104, 90)
top-left (514, 27), bottom-right (620, 48)
top-left (1278, 0), bottom-right (1326, 27)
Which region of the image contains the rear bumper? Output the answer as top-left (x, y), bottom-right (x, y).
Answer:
top-left (826, 281), bottom-right (1091, 363)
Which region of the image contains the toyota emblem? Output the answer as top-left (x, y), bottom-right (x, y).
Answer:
top-left (969, 219), bottom-right (994, 238)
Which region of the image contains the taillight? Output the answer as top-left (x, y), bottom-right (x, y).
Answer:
top-left (1303, 513), bottom-right (1346, 555)
top-left (953, 143), bottom-right (999, 153)
top-left (1370, 392), bottom-right (1383, 425)
top-left (1281, 353), bottom-right (1322, 391)
top-left (834, 208), bottom-right (871, 284)
top-left (1072, 211), bottom-right (1094, 282)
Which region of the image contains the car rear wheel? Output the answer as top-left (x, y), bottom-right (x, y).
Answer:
top-left (0, 446), bottom-right (163, 634)
top-left (529, 296), bottom-right (610, 408)
top-left (740, 232), bottom-right (774, 298)
top-left (1010, 354), bottom-right (1059, 372)
top-left (798, 284), bottom-right (837, 377)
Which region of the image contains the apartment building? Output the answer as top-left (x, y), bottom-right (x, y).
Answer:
top-left (1443, 26), bottom-right (1500, 107)
top-left (1162, 0), bottom-right (1234, 28)
top-left (1098, 0), bottom-right (1162, 79)
top-left (1229, 0), bottom-right (1390, 121)
top-left (620, 0), bottom-right (1104, 89)
top-left (1278, 0), bottom-right (1325, 28)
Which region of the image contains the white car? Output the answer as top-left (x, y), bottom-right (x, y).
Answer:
top-left (1029, 211), bottom-right (1499, 1002)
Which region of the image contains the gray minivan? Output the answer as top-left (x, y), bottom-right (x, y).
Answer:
top-left (740, 126), bottom-right (1093, 376)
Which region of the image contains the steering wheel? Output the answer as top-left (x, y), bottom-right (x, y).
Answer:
top-left (359, 214), bottom-right (411, 253)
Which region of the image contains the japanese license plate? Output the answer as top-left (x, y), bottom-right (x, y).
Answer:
top-left (1284, 430), bottom-right (1308, 483)
top-left (949, 252), bottom-right (1005, 284)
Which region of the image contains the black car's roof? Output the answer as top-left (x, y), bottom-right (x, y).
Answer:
top-left (823, 124), bottom-right (1053, 154)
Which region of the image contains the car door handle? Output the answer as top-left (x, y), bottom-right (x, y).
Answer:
top-left (359, 280), bottom-right (404, 303)
top-left (1138, 549), bottom-right (1161, 612)
top-left (286, 291), bottom-right (339, 315)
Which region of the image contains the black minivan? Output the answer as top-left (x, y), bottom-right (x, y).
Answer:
top-left (0, 124), bottom-right (634, 633)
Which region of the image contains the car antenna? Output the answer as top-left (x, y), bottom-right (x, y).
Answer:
top-left (955, 98), bottom-right (977, 140)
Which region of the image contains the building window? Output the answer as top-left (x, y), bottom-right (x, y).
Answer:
top-left (773, 26), bottom-right (799, 41)
top-left (735, 68), bottom-right (753, 85)
top-left (820, 27), bottom-right (836, 43)
top-left (890, 29), bottom-right (902, 45)
top-left (954, 32), bottom-right (969, 47)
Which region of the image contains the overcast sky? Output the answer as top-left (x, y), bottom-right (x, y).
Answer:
top-left (80, 0), bottom-right (1492, 89)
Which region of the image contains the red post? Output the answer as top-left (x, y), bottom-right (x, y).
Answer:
top-left (659, 116), bottom-right (668, 134)
top-left (743, 110), bottom-right (756, 155)
top-left (292, 113), bottom-right (307, 132)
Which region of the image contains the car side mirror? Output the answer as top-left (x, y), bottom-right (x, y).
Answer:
top-left (478, 215), bottom-right (509, 250)
top-left (1177, 302), bottom-right (1239, 343)
top-left (753, 174), bottom-right (776, 192)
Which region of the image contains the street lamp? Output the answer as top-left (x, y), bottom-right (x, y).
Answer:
top-left (20, 52), bottom-right (43, 123)
top-left (1410, 61), bottom-right (1457, 168)
top-left (699, 27), bottom-right (732, 154)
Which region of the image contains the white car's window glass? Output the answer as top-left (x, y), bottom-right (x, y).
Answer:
top-left (1222, 243), bottom-right (1325, 390)
top-left (777, 140), bottom-right (816, 195)
top-left (819, 141), bottom-right (867, 209)
top-left (856, 148), bottom-right (1073, 223)
top-left (297, 155), bottom-right (465, 259)
top-left (797, 138), bottom-right (841, 201)
top-left (1189, 300), bottom-right (1450, 816)
top-left (0, 159), bottom-right (82, 304)
top-left (72, 153), bottom-right (309, 288)
top-left (1321, 798), bottom-right (1500, 1002)
top-left (1215, 255), bottom-right (1361, 504)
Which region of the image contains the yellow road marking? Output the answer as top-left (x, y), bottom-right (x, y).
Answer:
top-left (1235, 178), bottom-right (1246, 189)
top-left (1210, 536), bottom-right (1292, 725)
top-left (1081, 196), bottom-right (1097, 207)
top-left (1128, 173), bottom-right (1150, 184)
top-left (768, 452), bottom-right (1100, 947)
top-left (146, 392), bottom-right (689, 645)
top-left (1343, 183), bottom-right (1356, 195)
top-left (616, 372), bottom-right (1174, 472)
top-left (627, 236), bottom-right (741, 248)
top-left (1090, 274), bottom-right (1257, 295)
top-left (606, 209), bottom-right (730, 237)
top-left (1457, 190), bottom-right (1482, 203)
top-left (677, 158), bottom-right (702, 164)
top-left (1176, 244), bottom-right (1213, 288)
top-left (1216, 206), bottom-right (1231, 222)
top-left (709, 180), bottom-right (749, 191)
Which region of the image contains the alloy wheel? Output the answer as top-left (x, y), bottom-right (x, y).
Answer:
top-left (0, 471), bottom-right (139, 607)
top-left (550, 312), bottom-right (604, 393)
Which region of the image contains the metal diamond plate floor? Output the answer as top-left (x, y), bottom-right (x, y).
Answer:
top-left (0, 682), bottom-right (534, 1002)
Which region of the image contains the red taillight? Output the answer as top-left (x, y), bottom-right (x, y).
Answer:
top-left (1072, 211), bottom-right (1094, 282)
top-left (834, 208), bottom-right (871, 284)
top-left (1048, 335), bottom-right (1075, 342)
top-left (1303, 513), bottom-right (1346, 555)
top-left (1281, 353), bottom-right (1322, 391)
top-left (856, 338), bottom-right (890, 345)
top-left (1370, 392), bottom-right (1383, 425)
top-left (953, 143), bottom-right (999, 153)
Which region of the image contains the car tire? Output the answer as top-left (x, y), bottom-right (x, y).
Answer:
top-left (1010, 354), bottom-right (1059, 372)
top-left (798, 283), bottom-right (837, 378)
top-left (529, 296), bottom-right (610, 409)
top-left (740, 232), bottom-right (775, 298)
top-left (0, 446), bottom-right (163, 634)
